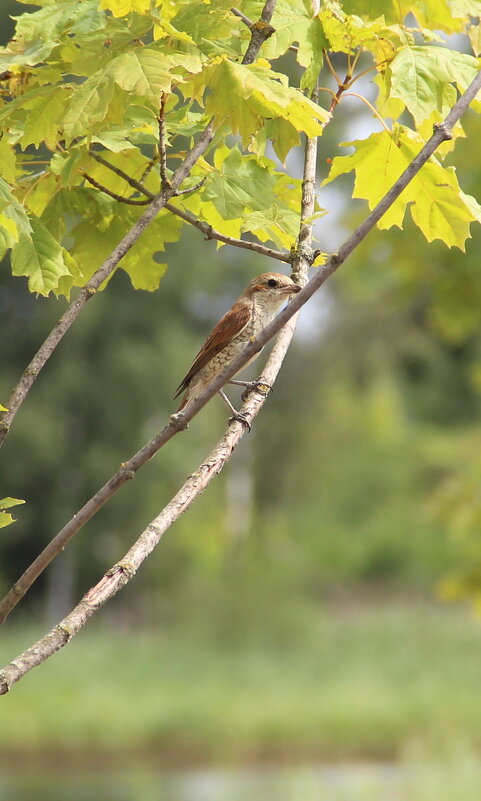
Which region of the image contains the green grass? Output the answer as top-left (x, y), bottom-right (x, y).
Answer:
top-left (2, 599), bottom-right (481, 761)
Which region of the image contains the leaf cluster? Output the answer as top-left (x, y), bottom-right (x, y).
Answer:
top-left (0, 0), bottom-right (479, 297)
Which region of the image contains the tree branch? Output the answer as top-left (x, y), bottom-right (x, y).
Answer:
top-left (165, 201), bottom-right (290, 262)
top-left (0, 0), bottom-right (279, 447)
top-left (158, 91), bottom-right (170, 189)
top-left (86, 154), bottom-right (289, 261)
top-left (88, 151), bottom-right (154, 198)
top-left (81, 172), bottom-right (150, 205)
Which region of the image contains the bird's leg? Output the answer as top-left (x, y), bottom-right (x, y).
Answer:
top-left (228, 378), bottom-right (273, 402)
top-left (218, 390), bottom-right (251, 431)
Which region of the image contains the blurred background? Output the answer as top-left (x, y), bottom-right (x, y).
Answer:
top-left (2, 3), bottom-right (481, 800)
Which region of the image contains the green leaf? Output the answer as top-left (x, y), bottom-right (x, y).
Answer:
top-left (298, 17), bottom-right (328, 92)
top-left (241, 206), bottom-right (302, 249)
top-left (0, 497), bottom-right (25, 510)
top-left (14, 0), bottom-right (104, 42)
top-left (200, 146), bottom-right (304, 247)
top-left (0, 176), bottom-right (32, 246)
top-left (67, 197), bottom-right (181, 291)
top-left (170, 1), bottom-right (237, 54)
top-left (0, 139), bottom-right (16, 183)
top-left (0, 497), bottom-right (25, 530)
top-left (20, 86), bottom-right (72, 148)
top-left (63, 73), bottom-right (115, 144)
top-left (323, 126), bottom-right (481, 250)
top-left (387, 46), bottom-right (480, 124)
top-left (319, 0), bottom-right (390, 54)
top-left (98, 0), bottom-right (151, 16)
top-left (194, 57), bottom-right (329, 147)
top-left (11, 217), bottom-right (78, 295)
top-left (106, 48), bottom-right (201, 102)
top-left (344, 0), bottom-right (481, 32)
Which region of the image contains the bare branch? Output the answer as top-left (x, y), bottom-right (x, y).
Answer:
top-left (165, 202), bottom-right (290, 262)
top-left (241, 0), bottom-right (276, 65)
top-left (81, 172), bottom-right (150, 205)
top-left (86, 152), bottom-right (288, 260)
top-left (158, 92), bottom-right (169, 189)
top-left (88, 151), bottom-right (154, 199)
top-left (85, 154), bottom-right (287, 260)
top-left (0, 0), bottom-right (278, 447)
top-left (173, 177), bottom-right (206, 196)
top-left (231, 7), bottom-right (253, 27)
top-left (139, 154), bottom-right (159, 185)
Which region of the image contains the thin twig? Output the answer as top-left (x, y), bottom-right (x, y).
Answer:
top-left (231, 7), bottom-right (253, 27)
top-left (86, 153), bottom-right (288, 260)
top-left (81, 172), bottom-right (150, 205)
top-left (0, 0), bottom-right (277, 448)
top-left (173, 177), bottom-right (206, 196)
top-left (329, 71), bottom-right (352, 113)
top-left (165, 202), bottom-right (290, 261)
top-left (88, 151), bottom-right (154, 199)
top-left (342, 92), bottom-right (392, 133)
top-left (347, 59), bottom-right (390, 87)
top-left (323, 49), bottom-right (341, 85)
top-left (158, 92), bottom-right (169, 188)
top-left (139, 153), bottom-right (159, 185)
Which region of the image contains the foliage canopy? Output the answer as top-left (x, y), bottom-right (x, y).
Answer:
top-left (0, 0), bottom-right (480, 300)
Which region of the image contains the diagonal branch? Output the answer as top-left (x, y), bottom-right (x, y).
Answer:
top-left (0, 0), bottom-right (278, 448)
top-left (81, 172), bottom-right (150, 205)
top-left (2, 69), bottom-right (480, 690)
top-left (165, 202), bottom-right (290, 261)
top-left (158, 91), bottom-right (169, 189)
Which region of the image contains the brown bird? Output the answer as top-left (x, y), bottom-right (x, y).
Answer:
top-left (174, 272), bottom-right (301, 425)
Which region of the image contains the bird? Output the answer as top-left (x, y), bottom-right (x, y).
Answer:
top-left (174, 272), bottom-right (302, 426)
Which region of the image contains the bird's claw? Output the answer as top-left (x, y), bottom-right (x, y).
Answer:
top-left (240, 380), bottom-right (273, 403)
top-left (228, 412), bottom-right (252, 432)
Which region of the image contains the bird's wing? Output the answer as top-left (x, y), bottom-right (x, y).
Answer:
top-left (174, 301), bottom-right (251, 398)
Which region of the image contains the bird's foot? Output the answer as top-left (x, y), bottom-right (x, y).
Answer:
top-left (227, 378), bottom-right (273, 403)
top-left (228, 411), bottom-right (252, 432)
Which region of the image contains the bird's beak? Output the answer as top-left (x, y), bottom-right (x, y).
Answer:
top-left (282, 284), bottom-right (302, 294)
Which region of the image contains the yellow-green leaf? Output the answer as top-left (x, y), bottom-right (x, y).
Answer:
top-left (63, 73), bottom-right (115, 144)
top-left (323, 126), bottom-right (481, 250)
top-left (20, 86), bottom-right (72, 148)
top-left (195, 57), bottom-right (329, 147)
top-left (0, 497), bottom-right (25, 529)
top-left (0, 139), bottom-right (16, 183)
top-left (387, 46), bottom-right (480, 125)
top-left (11, 217), bottom-right (78, 295)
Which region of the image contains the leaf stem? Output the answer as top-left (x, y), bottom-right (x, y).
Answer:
top-left (342, 91), bottom-right (392, 134)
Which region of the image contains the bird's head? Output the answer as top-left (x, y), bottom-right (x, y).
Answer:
top-left (243, 273), bottom-right (302, 305)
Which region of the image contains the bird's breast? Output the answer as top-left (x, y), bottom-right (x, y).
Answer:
top-left (246, 295), bottom-right (280, 339)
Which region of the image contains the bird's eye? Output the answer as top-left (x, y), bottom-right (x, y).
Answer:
top-left (267, 278), bottom-right (278, 287)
